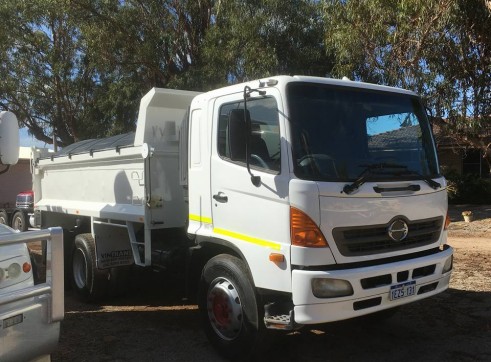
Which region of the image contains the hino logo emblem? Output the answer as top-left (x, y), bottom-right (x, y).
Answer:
top-left (388, 219), bottom-right (409, 242)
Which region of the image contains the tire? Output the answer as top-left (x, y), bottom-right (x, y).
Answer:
top-left (12, 211), bottom-right (28, 232)
top-left (71, 233), bottom-right (110, 302)
top-left (198, 254), bottom-right (265, 360)
top-left (0, 210), bottom-right (8, 225)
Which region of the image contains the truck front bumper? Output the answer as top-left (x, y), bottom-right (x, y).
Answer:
top-left (292, 245), bottom-right (453, 324)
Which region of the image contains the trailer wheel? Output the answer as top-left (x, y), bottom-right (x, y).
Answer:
top-left (0, 210), bottom-right (8, 225)
top-left (71, 233), bottom-right (109, 302)
top-left (12, 211), bottom-right (28, 232)
top-left (198, 254), bottom-right (265, 360)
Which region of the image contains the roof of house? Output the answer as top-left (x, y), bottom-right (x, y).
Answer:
top-left (368, 125), bottom-right (421, 149)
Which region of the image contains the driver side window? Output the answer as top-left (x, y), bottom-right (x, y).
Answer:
top-left (217, 97), bottom-right (281, 173)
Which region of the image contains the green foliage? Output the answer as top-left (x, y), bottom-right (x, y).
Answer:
top-left (323, 0), bottom-right (454, 93)
top-left (200, 0), bottom-right (331, 87)
top-left (0, 0), bottom-right (331, 144)
top-left (445, 171), bottom-right (491, 204)
top-left (0, 0), bottom-right (139, 145)
top-left (323, 0), bottom-right (491, 164)
top-left (0, 0), bottom-right (85, 145)
top-left (0, 0), bottom-right (489, 148)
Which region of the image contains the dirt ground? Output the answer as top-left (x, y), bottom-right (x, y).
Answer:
top-left (52, 207), bottom-right (491, 362)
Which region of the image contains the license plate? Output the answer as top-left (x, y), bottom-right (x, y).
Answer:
top-left (3, 314), bottom-right (23, 329)
top-left (389, 281), bottom-right (416, 301)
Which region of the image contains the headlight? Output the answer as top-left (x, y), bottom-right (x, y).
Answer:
top-left (312, 278), bottom-right (354, 298)
top-left (7, 263), bottom-right (22, 279)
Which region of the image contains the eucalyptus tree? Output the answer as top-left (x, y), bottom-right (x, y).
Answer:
top-left (1, 0), bottom-right (331, 145)
top-left (76, 0), bottom-right (213, 89)
top-left (201, 0), bottom-right (332, 88)
top-left (323, 0), bottom-right (453, 93)
top-left (79, 0), bottom-right (332, 89)
top-left (429, 0), bottom-right (491, 163)
top-left (0, 0), bottom-right (214, 145)
top-left (323, 0), bottom-right (491, 167)
top-left (0, 0), bottom-right (100, 145)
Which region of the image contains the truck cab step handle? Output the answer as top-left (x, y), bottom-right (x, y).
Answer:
top-left (213, 192), bottom-right (228, 203)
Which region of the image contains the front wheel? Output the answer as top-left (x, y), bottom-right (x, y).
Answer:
top-left (198, 254), bottom-right (265, 360)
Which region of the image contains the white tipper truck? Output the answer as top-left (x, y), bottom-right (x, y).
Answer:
top-left (0, 111), bottom-right (64, 362)
top-left (31, 76), bottom-right (453, 359)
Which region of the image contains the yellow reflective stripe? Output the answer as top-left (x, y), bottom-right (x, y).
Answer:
top-left (189, 214), bottom-right (213, 224)
top-left (214, 228), bottom-right (281, 250)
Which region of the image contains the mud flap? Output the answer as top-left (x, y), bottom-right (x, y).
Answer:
top-left (93, 222), bottom-right (134, 269)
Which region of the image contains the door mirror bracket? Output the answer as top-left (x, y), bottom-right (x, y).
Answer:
top-left (243, 86), bottom-right (265, 187)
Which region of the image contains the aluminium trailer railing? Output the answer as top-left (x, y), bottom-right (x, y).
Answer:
top-left (0, 227), bottom-right (64, 361)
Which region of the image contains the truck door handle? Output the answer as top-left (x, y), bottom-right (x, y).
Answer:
top-left (213, 192), bottom-right (228, 203)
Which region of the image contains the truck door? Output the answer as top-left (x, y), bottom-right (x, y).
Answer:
top-left (210, 90), bottom-right (291, 292)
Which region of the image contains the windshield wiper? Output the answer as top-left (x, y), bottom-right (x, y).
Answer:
top-left (343, 163), bottom-right (442, 195)
top-left (395, 169), bottom-right (441, 190)
top-left (343, 163), bottom-right (408, 195)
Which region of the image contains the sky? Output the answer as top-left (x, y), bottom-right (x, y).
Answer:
top-left (19, 127), bottom-right (52, 149)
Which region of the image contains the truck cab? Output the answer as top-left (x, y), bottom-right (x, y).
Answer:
top-left (186, 76), bottom-right (452, 352)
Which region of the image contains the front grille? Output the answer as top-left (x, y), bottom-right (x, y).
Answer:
top-left (16, 195), bottom-right (33, 209)
top-left (332, 216), bottom-right (443, 256)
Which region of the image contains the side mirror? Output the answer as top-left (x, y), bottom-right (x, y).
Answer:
top-left (0, 111), bottom-right (20, 165)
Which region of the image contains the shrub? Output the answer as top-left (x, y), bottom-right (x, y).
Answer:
top-left (444, 171), bottom-right (491, 204)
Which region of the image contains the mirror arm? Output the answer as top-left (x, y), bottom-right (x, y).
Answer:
top-left (0, 165), bottom-right (10, 175)
top-left (243, 86), bottom-right (264, 187)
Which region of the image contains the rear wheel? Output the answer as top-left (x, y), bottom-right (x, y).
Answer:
top-left (12, 211), bottom-right (28, 231)
top-left (198, 254), bottom-right (265, 360)
top-left (0, 210), bottom-right (8, 225)
top-left (72, 233), bottom-right (110, 302)
top-left (71, 233), bottom-right (130, 301)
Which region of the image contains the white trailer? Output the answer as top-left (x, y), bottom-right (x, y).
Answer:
top-left (32, 76), bottom-right (453, 359)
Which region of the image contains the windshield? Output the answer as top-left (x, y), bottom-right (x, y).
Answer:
top-left (287, 82), bottom-right (439, 182)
